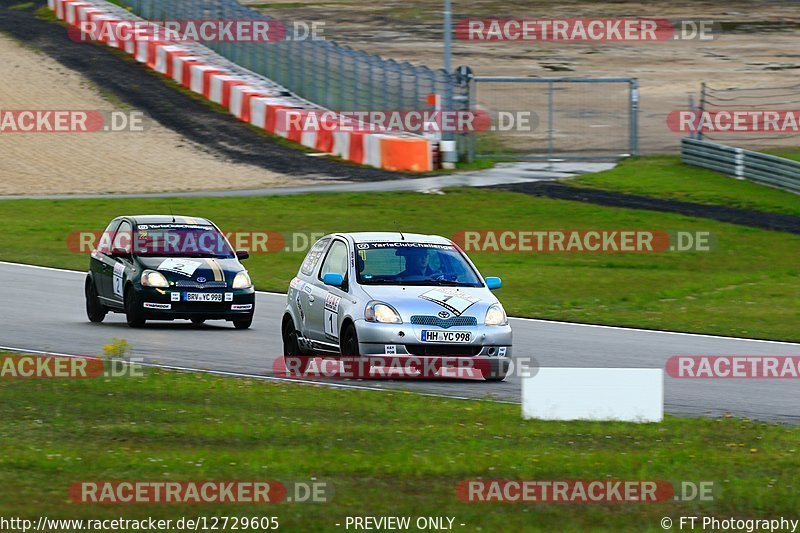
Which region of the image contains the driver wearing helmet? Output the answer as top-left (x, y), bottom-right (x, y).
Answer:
top-left (397, 247), bottom-right (437, 278)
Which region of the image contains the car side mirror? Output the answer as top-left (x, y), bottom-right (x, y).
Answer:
top-left (236, 250), bottom-right (250, 260)
top-left (322, 273), bottom-right (344, 287)
top-left (111, 247), bottom-right (131, 259)
top-left (485, 276), bottom-right (502, 290)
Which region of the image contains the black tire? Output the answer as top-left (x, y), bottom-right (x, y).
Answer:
top-left (124, 286), bottom-right (146, 328)
top-left (481, 358), bottom-right (510, 382)
top-left (282, 317), bottom-right (310, 375)
top-left (282, 317), bottom-right (301, 356)
top-left (233, 315), bottom-right (253, 330)
top-left (85, 277), bottom-right (106, 323)
top-left (340, 323), bottom-right (360, 357)
top-left (191, 318), bottom-right (206, 326)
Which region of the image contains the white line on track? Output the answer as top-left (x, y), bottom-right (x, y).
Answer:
top-left (2, 260), bottom-right (798, 346)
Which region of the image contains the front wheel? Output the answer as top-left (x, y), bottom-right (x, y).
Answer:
top-left (282, 317), bottom-right (310, 375)
top-left (85, 277), bottom-right (106, 323)
top-left (233, 315), bottom-right (253, 330)
top-left (124, 287), bottom-right (146, 328)
top-left (481, 358), bottom-right (510, 382)
top-left (340, 323), bottom-right (360, 357)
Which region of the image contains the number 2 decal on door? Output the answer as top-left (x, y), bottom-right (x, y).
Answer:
top-left (324, 293), bottom-right (342, 339)
top-left (113, 262), bottom-right (125, 297)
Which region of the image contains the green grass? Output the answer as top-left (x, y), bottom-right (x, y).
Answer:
top-left (1, 362), bottom-right (798, 530)
top-left (1, 189), bottom-right (799, 341)
top-left (8, 2), bottom-right (35, 10)
top-left (571, 156), bottom-right (800, 216)
top-left (764, 148), bottom-right (800, 163)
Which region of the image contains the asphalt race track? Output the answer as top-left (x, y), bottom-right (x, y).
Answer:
top-left (1, 261), bottom-right (797, 423)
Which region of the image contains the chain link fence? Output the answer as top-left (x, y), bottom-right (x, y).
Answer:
top-left (694, 82), bottom-right (800, 150)
top-left (120, 0), bottom-right (467, 117)
top-left (468, 77), bottom-right (638, 161)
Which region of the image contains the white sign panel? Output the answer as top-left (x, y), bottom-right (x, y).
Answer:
top-left (522, 368), bottom-right (663, 423)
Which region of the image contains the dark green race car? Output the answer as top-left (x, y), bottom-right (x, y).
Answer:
top-left (85, 215), bottom-right (256, 329)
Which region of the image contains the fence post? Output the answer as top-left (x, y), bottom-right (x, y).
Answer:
top-left (688, 93), bottom-right (696, 140)
top-left (698, 82), bottom-right (706, 141)
top-left (467, 78), bottom-right (475, 163)
top-left (629, 78), bottom-right (639, 156)
top-left (547, 80), bottom-right (554, 159)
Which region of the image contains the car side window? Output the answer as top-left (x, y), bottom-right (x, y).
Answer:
top-left (97, 220), bottom-right (120, 254)
top-left (301, 238), bottom-right (331, 276)
top-left (319, 240), bottom-right (349, 280)
top-left (113, 221), bottom-right (133, 254)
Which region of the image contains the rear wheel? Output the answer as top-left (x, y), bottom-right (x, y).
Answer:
top-left (124, 286), bottom-right (146, 328)
top-left (85, 277), bottom-right (106, 323)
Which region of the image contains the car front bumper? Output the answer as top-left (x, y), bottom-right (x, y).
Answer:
top-left (137, 287), bottom-right (256, 320)
top-left (353, 319), bottom-right (512, 358)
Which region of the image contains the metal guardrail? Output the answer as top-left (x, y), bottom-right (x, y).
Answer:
top-left (681, 138), bottom-right (800, 195)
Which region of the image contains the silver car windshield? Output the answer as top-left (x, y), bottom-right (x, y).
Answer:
top-left (355, 242), bottom-right (483, 287)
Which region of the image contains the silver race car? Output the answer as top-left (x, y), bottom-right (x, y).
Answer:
top-left (282, 232), bottom-right (512, 380)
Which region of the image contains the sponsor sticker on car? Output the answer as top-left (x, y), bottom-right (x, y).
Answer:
top-left (422, 330), bottom-right (472, 343)
top-left (157, 258), bottom-right (202, 277)
top-left (183, 292), bottom-right (223, 302)
top-left (143, 302), bottom-right (172, 310)
top-left (324, 293), bottom-right (342, 339)
top-left (113, 262), bottom-right (125, 297)
top-left (419, 288), bottom-right (480, 316)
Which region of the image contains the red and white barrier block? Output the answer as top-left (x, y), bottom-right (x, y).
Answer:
top-left (50, 0), bottom-right (434, 171)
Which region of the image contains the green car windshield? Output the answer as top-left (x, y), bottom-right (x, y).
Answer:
top-left (133, 224), bottom-right (235, 258)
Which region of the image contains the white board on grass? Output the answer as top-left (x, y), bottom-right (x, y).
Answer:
top-left (522, 368), bottom-right (663, 423)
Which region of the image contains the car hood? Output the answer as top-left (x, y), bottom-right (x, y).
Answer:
top-left (359, 285), bottom-right (499, 320)
top-left (135, 256), bottom-right (244, 284)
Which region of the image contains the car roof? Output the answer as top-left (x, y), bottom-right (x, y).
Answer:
top-left (121, 215), bottom-right (213, 225)
top-left (337, 232), bottom-right (452, 245)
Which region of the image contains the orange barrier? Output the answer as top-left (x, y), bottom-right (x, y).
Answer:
top-left (380, 137), bottom-right (433, 172)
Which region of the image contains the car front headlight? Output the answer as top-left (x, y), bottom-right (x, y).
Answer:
top-left (365, 301), bottom-right (402, 324)
top-left (141, 270), bottom-right (169, 288)
top-left (485, 303), bottom-right (508, 326)
top-left (232, 271), bottom-right (252, 289)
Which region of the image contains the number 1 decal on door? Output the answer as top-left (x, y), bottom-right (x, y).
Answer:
top-left (324, 293), bottom-right (342, 339)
